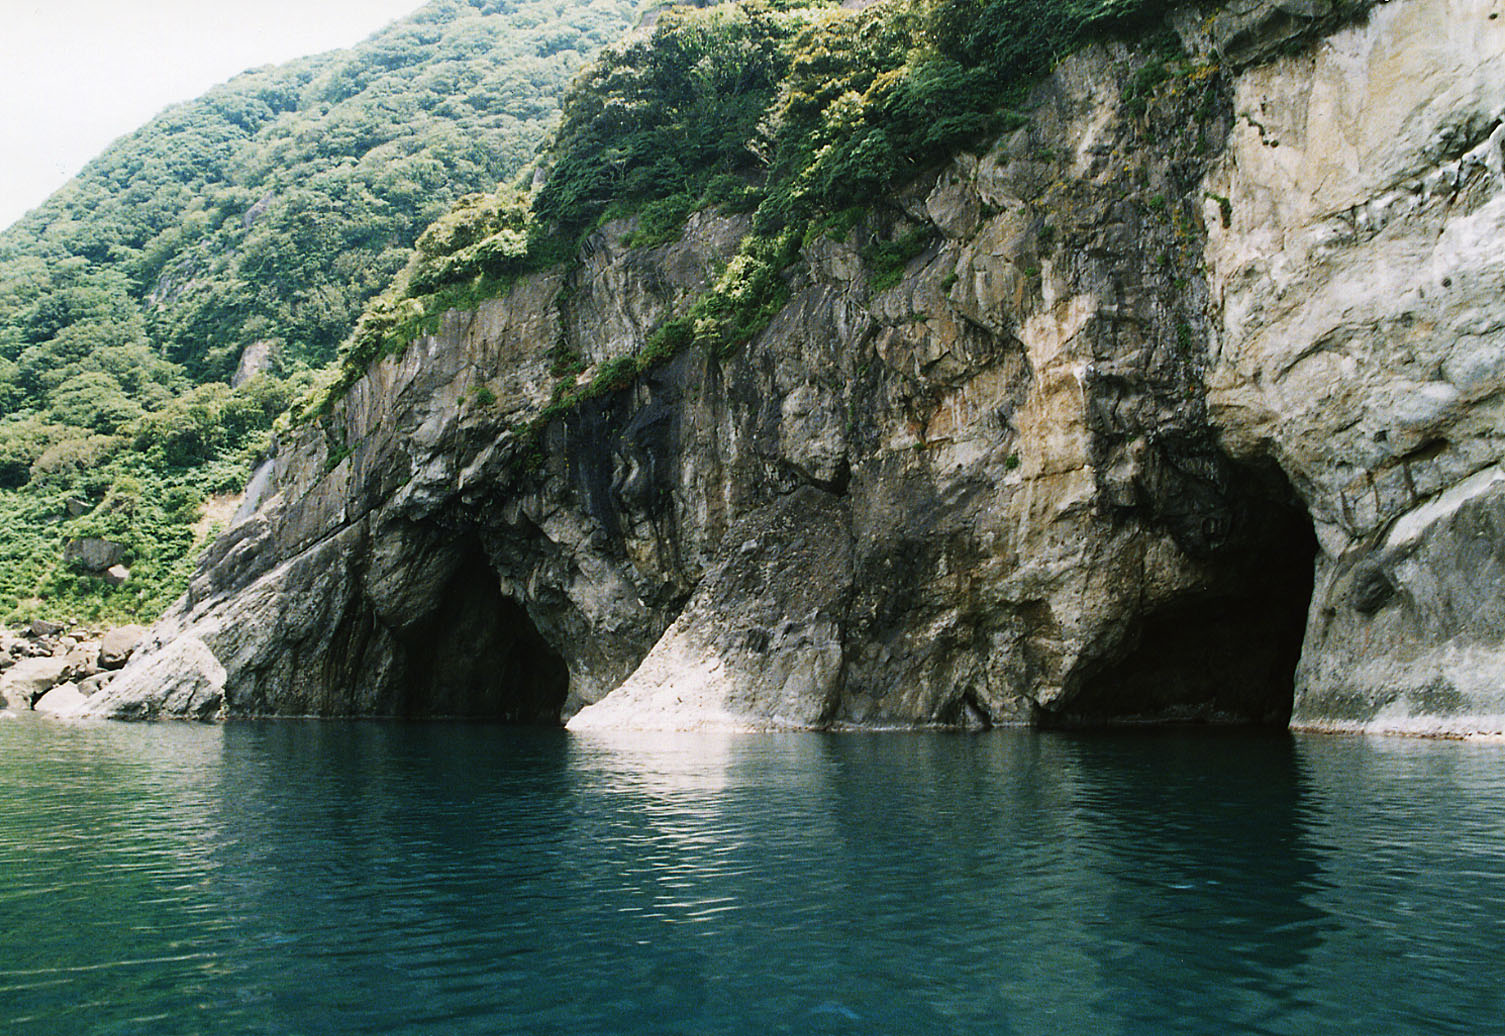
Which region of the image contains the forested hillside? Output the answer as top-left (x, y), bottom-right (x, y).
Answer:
top-left (0, 0), bottom-right (647, 622)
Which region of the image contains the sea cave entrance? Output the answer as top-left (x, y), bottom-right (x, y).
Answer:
top-left (397, 537), bottom-right (569, 723)
top-left (1049, 463), bottom-right (1318, 727)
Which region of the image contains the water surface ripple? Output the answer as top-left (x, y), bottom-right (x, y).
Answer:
top-left (2, 718), bottom-right (1502, 1034)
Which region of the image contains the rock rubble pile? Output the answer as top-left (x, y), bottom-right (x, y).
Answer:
top-left (0, 624), bottom-right (146, 716)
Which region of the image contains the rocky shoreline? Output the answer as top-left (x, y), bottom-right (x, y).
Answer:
top-left (0, 622), bottom-right (146, 718)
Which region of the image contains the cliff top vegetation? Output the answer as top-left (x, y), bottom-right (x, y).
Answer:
top-left (317, 0), bottom-right (1190, 418)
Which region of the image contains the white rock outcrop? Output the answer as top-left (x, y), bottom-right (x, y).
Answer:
top-left (34, 682), bottom-right (87, 716)
top-left (1204, 0), bottom-right (1505, 732)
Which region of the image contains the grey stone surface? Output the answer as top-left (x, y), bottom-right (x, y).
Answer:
top-left (34, 682), bottom-right (86, 716)
top-left (63, 538), bottom-right (126, 572)
top-left (570, 488), bottom-right (854, 730)
top-left (1203, 0), bottom-right (1364, 68)
top-left (232, 340), bottom-right (280, 388)
top-left (78, 671), bottom-right (116, 696)
top-left (99, 625), bottom-right (148, 670)
top-left (0, 656), bottom-right (69, 709)
top-left (61, 642), bottom-right (100, 680)
top-left (1204, 0), bottom-right (1505, 732)
top-left (73, 637), bottom-right (225, 721)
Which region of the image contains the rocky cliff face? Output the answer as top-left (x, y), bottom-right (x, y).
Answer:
top-left (1205, 0), bottom-right (1505, 733)
top-left (75, 0), bottom-right (1505, 736)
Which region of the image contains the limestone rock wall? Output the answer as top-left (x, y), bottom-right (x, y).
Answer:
top-left (75, 0), bottom-right (1505, 736)
top-left (1203, 0), bottom-right (1505, 732)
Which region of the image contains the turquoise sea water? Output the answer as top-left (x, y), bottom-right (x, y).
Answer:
top-left (1, 717), bottom-right (1502, 1035)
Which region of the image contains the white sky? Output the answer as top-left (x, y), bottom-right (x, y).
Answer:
top-left (0, 0), bottom-right (425, 232)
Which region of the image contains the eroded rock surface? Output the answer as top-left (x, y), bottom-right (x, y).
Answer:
top-left (88, 0), bottom-right (1505, 735)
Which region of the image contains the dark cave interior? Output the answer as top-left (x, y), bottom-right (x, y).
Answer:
top-left (397, 538), bottom-right (569, 723)
top-left (1049, 466), bottom-right (1318, 727)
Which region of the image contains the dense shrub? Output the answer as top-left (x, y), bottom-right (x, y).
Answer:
top-left (533, 0), bottom-right (825, 240)
top-left (0, 366), bottom-right (312, 620)
top-left (409, 189), bottom-right (534, 294)
top-left (0, 0), bottom-right (648, 386)
top-left (46, 372), bottom-right (145, 434)
top-left (0, 418), bottom-right (75, 490)
top-left (30, 434), bottom-right (120, 486)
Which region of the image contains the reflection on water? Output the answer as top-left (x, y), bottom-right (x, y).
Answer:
top-left (1061, 734), bottom-right (1332, 1034)
top-left (2, 717), bottom-right (1503, 1035)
